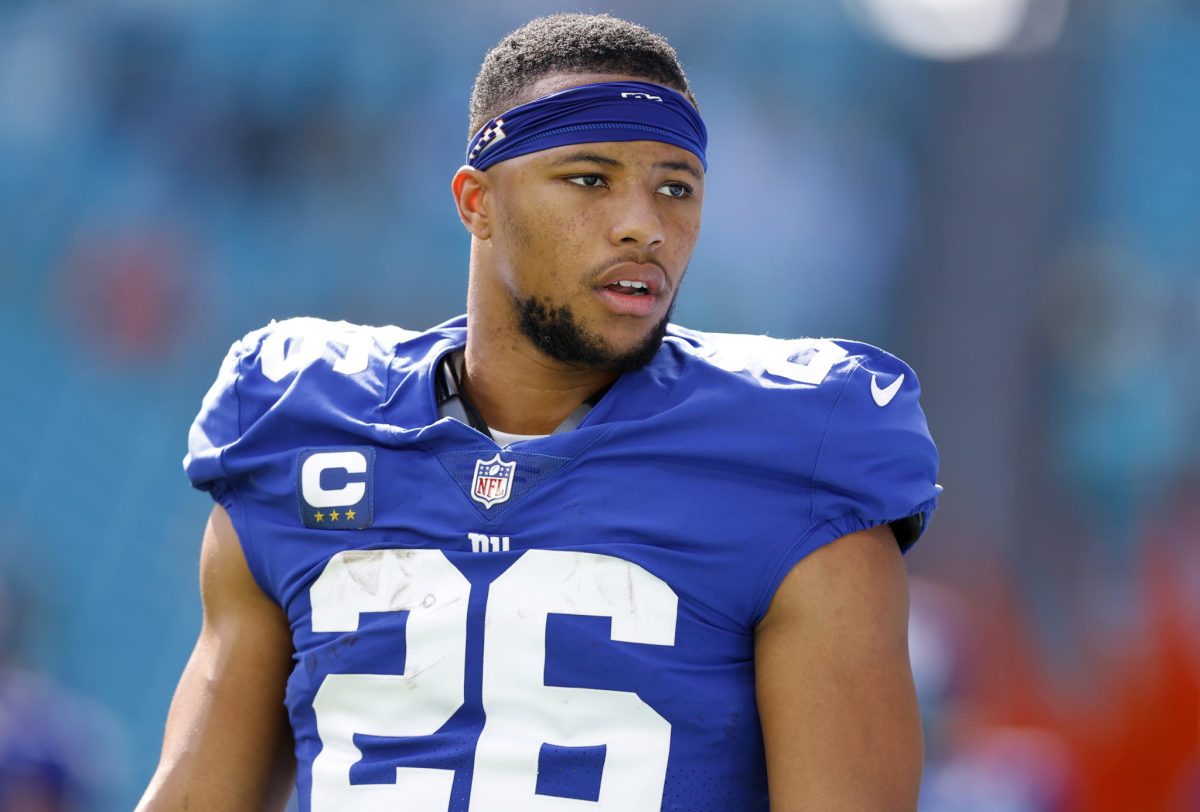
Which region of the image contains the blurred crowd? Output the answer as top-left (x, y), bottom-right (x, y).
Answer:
top-left (0, 1), bottom-right (1196, 809)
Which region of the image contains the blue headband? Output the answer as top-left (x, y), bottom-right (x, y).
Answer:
top-left (466, 81), bottom-right (707, 171)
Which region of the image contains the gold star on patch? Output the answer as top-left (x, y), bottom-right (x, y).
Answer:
top-left (314, 511), bottom-right (325, 522)
top-left (329, 510), bottom-right (341, 522)
top-left (345, 508), bottom-right (356, 521)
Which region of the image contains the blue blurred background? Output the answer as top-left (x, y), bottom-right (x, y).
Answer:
top-left (0, 1), bottom-right (1197, 810)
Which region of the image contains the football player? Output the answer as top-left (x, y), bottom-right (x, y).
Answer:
top-left (137, 13), bottom-right (939, 811)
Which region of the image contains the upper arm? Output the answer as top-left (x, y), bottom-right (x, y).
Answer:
top-left (136, 504), bottom-right (296, 812)
top-left (755, 525), bottom-right (922, 812)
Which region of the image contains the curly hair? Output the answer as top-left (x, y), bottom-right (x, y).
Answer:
top-left (468, 13), bottom-right (695, 138)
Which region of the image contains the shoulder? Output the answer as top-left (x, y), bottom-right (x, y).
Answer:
top-left (184, 316), bottom-right (465, 488)
top-left (663, 325), bottom-right (913, 404)
top-left (655, 326), bottom-right (933, 466)
top-left (197, 316), bottom-right (443, 425)
top-left (228, 316), bottom-right (437, 383)
top-left (658, 325), bottom-right (941, 547)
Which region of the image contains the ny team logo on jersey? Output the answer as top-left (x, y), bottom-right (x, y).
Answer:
top-left (297, 448), bottom-right (375, 529)
top-left (468, 533), bottom-right (511, 552)
top-left (471, 454), bottom-right (516, 508)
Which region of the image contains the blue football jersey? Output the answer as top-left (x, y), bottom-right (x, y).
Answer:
top-left (184, 315), bottom-right (940, 811)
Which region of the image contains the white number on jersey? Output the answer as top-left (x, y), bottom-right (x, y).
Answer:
top-left (703, 335), bottom-right (848, 386)
top-left (260, 319), bottom-right (373, 382)
top-left (310, 550), bottom-right (470, 808)
top-left (308, 549), bottom-right (678, 810)
top-left (766, 338), bottom-right (849, 385)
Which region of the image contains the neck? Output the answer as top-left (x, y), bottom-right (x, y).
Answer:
top-left (461, 319), bottom-right (618, 435)
top-left (461, 267), bottom-right (617, 434)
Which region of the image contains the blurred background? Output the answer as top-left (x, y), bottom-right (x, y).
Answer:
top-left (0, 0), bottom-right (1196, 809)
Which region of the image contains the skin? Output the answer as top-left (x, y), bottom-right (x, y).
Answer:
top-left (452, 71), bottom-right (703, 435)
top-left (135, 505), bottom-right (296, 812)
top-left (756, 524), bottom-right (923, 810)
top-left (137, 70), bottom-right (922, 811)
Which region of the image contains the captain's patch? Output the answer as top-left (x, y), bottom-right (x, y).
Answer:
top-left (297, 447), bottom-right (375, 529)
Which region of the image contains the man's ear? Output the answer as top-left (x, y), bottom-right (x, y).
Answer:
top-left (452, 166), bottom-right (491, 240)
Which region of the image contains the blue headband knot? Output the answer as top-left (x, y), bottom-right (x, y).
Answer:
top-left (466, 81), bottom-right (708, 171)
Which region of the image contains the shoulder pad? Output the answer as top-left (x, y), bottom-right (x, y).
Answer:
top-left (183, 318), bottom-right (421, 490)
top-left (668, 328), bottom-right (940, 547)
top-left (669, 328), bottom-right (880, 393)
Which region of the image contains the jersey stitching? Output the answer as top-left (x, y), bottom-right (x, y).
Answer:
top-left (226, 340), bottom-right (247, 481)
top-left (805, 348), bottom-right (868, 525)
top-left (225, 341), bottom-right (276, 602)
top-left (382, 330), bottom-right (417, 423)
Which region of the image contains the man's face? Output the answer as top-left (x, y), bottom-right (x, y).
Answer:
top-left (478, 75), bottom-right (705, 371)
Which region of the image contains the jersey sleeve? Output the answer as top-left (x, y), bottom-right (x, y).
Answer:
top-left (183, 324), bottom-right (283, 494)
top-left (809, 347), bottom-right (940, 551)
top-left (768, 346), bottom-right (940, 600)
top-left (183, 318), bottom-right (414, 600)
top-left (185, 335), bottom-right (246, 492)
top-left (755, 346), bottom-right (940, 620)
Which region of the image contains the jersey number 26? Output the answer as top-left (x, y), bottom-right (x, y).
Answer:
top-left (309, 548), bottom-right (678, 810)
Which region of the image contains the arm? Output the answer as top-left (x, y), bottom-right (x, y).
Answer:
top-left (136, 504), bottom-right (297, 812)
top-left (755, 525), bottom-right (923, 811)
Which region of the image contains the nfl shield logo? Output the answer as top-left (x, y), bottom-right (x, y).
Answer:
top-left (471, 454), bottom-right (517, 508)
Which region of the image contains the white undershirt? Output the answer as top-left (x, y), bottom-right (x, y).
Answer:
top-left (487, 427), bottom-right (549, 447)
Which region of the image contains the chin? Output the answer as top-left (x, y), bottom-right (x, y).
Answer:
top-left (516, 296), bottom-right (672, 373)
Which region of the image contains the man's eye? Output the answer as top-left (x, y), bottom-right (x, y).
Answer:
top-left (658, 182), bottom-right (692, 198)
top-left (568, 175), bottom-right (606, 188)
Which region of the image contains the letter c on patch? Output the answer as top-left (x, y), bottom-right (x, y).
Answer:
top-left (302, 451), bottom-right (367, 508)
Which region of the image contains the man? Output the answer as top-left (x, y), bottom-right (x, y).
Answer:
top-left (137, 13), bottom-right (939, 811)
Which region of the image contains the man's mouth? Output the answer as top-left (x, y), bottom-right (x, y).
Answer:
top-left (603, 280), bottom-right (651, 295)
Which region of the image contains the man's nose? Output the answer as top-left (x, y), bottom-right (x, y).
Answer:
top-left (609, 189), bottom-right (666, 250)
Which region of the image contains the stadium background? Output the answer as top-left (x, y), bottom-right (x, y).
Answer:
top-left (0, 1), bottom-right (1196, 809)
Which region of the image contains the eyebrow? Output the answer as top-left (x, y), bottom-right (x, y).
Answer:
top-left (548, 151), bottom-right (702, 179)
top-left (657, 159), bottom-right (702, 180)
top-left (548, 152), bottom-right (623, 170)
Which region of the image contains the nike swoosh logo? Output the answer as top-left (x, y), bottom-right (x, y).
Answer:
top-left (871, 373), bottom-right (905, 407)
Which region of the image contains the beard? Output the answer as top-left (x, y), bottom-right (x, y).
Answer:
top-left (514, 295), bottom-right (673, 373)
